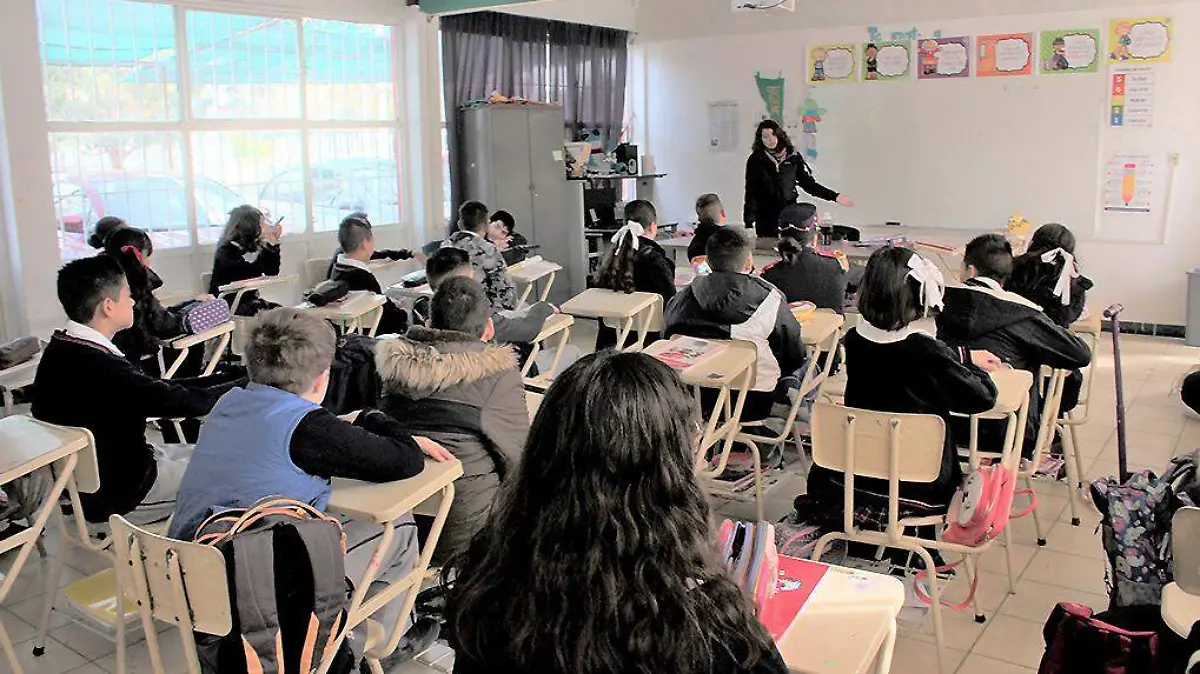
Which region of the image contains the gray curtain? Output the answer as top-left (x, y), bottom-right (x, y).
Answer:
top-left (441, 12), bottom-right (553, 222)
top-left (549, 22), bottom-right (629, 150)
top-left (441, 14), bottom-right (630, 220)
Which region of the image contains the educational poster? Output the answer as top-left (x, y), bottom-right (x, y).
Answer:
top-left (799, 96), bottom-right (825, 161)
top-left (917, 37), bottom-right (971, 79)
top-left (863, 41), bottom-right (911, 81)
top-left (1039, 29), bottom-right (1101, 74)
top-left (1109, 18), bottom-right (1172, 63)
top-left (707, 101), bottom-right (740, 153)
top-left (977, 33), bottom-right (1034, 77)
top-left (755, 72), bottom-right (785, 123)
top-left (809, 44), bottom-right (857, 84)
top-left (1102, 154), bottom-right (1155, 214)
top-left (1110, 68), bottom-right (1155, 127)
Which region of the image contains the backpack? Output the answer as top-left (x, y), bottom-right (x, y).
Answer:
top-left (193, 498), bottom-right (355, 674)
top-left (1038, 603), bottom-right (1160, 674)
top-left (718, 520), bottom-right (779, 614)
top-left (321, 334), bottom-right (380, 416)
top-left (178, 298), bottom-right (232, 335)
top-left (914, 463), bottom-right (1036, 609)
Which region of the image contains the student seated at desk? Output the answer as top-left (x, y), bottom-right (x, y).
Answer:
top-left (446, 350), bottom-right (787, 674)
top-left (761, 203), bottom-right (849, 314)
top-left (87, 215), bottom-right (130, 250)
top-left (423, 248), bottom-right (555, 346)
top-left (442, 201), bottom-right (518, 312)
top-left (803, 247), bottom-right (1001, 522)
top-left (376, 277), bottom-right (529, 565)
top-left (169, 309), bottom-right (452, 657)
top-left (208, 205), bottom-right (283, 317)
top-left (488, 210), bottom-right (529, 266)
top-left (687, 192), bottom-right (726, 263)
top-left (665, 227), bottom-right (806, 422)
top-left (329, 215), bottom-right (411, 335)
top-left (593, 199), bottom-right (676, 351)
top-left (324, 212), bottom-right (420, 280)
top-left (936, 234), bottom-right (1091, 455)
top-left (32, 256), bottom-right (243, 525)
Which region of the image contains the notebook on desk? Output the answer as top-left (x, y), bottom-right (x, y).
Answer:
top-left (759, 555), bottom-right (829, 640)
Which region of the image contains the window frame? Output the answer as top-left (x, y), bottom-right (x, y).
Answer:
top-left (40, 1), bottom-right (408, 260)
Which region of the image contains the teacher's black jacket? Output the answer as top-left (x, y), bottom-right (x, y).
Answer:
top-left (743, 150), bottom-right (839, 238)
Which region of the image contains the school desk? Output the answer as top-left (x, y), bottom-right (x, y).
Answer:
top-left (799, 311), bottom-right (844, 349)
top-left (775, 559), bottom-right (905, 674)
top-left (561, 288), bottom-right (662, 352)
top-left (299, 290), bottom-right (388, 336)
top-left (508, 256), bottom-right (563, 304)
top-left (957, 368), bottom-right (1034, 469)
top-left (526, 392), bottom-right (543, 421)
top-left (327, 458), bottom-right (463, 666)
top-left (216, 274), bottom-right (300, 316)
top-left (522, 313), bottom-right (575, 388)
top-left (659, 235), bottom-right (693, 265)
top-left (1071, 312), bottom-right (1103, 336)
top-left (0, 417), bottom-right (97, 674)
top-left (161, 321), bottom-right (235, 379)
top-left (0, 356), bottom-right (40, 417)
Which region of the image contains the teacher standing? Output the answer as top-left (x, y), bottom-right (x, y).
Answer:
top-left (743, 119), bottom-right (853, 239)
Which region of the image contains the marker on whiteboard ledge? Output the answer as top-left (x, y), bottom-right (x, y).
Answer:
top-left (886, 221), bottom-right (901, 227)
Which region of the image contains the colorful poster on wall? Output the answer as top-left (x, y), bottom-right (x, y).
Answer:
top-left (1102, 154), bottom-right (1156, 214)
top-left (977, 33), bottom-right (1034, 77)
top-left (1110, 67), bottom-right (1155, 128)
top-left (809, 44), bottom-right (857, 84)
top-left (863, 41), bottom-right (911, 81)
top-left (799, 96), bottom-right (825, 160)
top-left (755, 72), bottom-right (785, 123)
top-left (917, 36), bottom-right (971, 79)
top-left (1109, 18), bottom-right (1172, 63)
top-left (1039, 29), bottom-right (1101, 74)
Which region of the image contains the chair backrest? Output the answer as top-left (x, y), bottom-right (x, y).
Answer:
top-left (1173, 506), bottom-right (1200, 595)
top-left (810, 402), bottom-right (946, 484)
top-left (306, 257), bottom-right (331, 288)
top-left (1030, 368), bottom-right (1070, 465)
top-left (109, 515), bottom-right (232, 637)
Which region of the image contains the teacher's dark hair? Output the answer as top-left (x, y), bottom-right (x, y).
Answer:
top-left (857, 246), bottom-right (925, 331)
top-left (752, 119), bottom-right (795, 154)
top-left (444, 350), bottom-right (777, 674)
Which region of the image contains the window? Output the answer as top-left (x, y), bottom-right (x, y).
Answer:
top-left (38, 0), bottom-right (405, 260)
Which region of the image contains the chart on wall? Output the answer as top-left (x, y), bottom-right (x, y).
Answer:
top-left (977, 33), bottom-right (1034, 77)
top-left (1109, 18), bottom-right (1172, 63)
top-left (1110, 68), bottom-right (1155, 128)
top-left (1040, 29), bottom-right (1101, 74)
top-left (809, 44), bottom-right (857, 84)
top-left (917, 37), bottom-right (971, 79)
top-left (863, 41), bottom-right (911, 82)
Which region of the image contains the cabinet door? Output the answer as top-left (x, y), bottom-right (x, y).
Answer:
top-left (463, 107), bottom-right (534, 222)
top-left (527, 107), bottom-right (585, 302)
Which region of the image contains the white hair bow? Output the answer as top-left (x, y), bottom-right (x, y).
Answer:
top-left (611, 222), bottom-right (645, 250)
top-left (907, 254), bottom-right (945, 312)
top-left (1040, 248), bottom-right (1079, 306)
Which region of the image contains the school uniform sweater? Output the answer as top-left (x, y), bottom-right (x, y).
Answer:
top-left (209, 241), bottom-right (282, 316)
top-left (936, 277), bottom-right (1092, 454)
top-left (760, 248), bottom-right (848, 314)
top-left (806, 323), bottom-right (998, 512)
top-left (329, 256), bottom-right (409, 335)
top-left (31, 332), bottom-right (238, 521)
top-left (324, 247), bottom-right (415, 281)
top-left (687, 219), bottom-right (722, 261)
top-left (594, 236), bottom-right (677, 351)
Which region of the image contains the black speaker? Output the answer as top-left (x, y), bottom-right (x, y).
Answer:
top-left (615, 143), bottom-right (639, 175)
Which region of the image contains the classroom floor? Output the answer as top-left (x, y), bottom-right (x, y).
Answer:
top-left (0, 327), bottom-right (1195, 674)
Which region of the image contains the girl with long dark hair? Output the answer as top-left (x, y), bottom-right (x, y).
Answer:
top-left (592, 199), bottom-right (675, 350)
top-left (744, 120), bottom-right (852, 239)
top-left (1007, 223), bottom-right (1093, 328)
top-left (446, 351), bottom-right (787, 674)
top-left (208, 205), bottom-right (283, 316)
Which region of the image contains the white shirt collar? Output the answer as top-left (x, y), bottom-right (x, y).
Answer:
top-left (336, 254), bottom-right (372, 273)
top-left (65, 320), bottom-right (124, 357)
top-left (855, 321), bottom-right (934, 345)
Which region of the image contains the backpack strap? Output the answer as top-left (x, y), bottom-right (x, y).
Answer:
top-left (231, 529), bottom-right (286, 674)
top-left (291, 520), bottom-right (350, 674)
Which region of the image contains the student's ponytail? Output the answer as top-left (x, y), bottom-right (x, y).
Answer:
top-left (777, 232), bottom-right (803, 265)
top-left (595, 238), bottom-right (638, 294)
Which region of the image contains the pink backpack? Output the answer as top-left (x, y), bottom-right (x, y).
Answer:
top-left (718, 520), bottom-right (780, 614)
top-left (915, 463), bottom-right (1037, 609)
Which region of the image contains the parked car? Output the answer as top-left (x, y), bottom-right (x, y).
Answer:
top-left (258, 158), bottom-right (401, 232)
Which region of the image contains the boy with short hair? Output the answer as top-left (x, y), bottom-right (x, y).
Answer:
top-left (329, 216), bottom-right (413, 335)
top-left (324, 212), bottom-right (419, 279)
top-left (442, 201), bottom-right (518, 311)
top-left (376, 277), bottom-right (529, 565)
top-left (664, 227), bottom-right (806, 421)
top-left (688, 193), bottom-right (726, 262)
top-left (33, 256), bottom-right (239, 524)
top-left (423, 248), bottom-right (555, 345)
top-left (487, 210), bottom-right (529, 266)
top-left (937, 233), bottom-right (1092, 454)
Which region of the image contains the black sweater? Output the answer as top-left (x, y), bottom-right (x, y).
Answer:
top-left (760, 248), bottom-right (848, 314)
top-left (209, 241), bottom-right (282, 316)
top-left (688, 220), bottom-right (721, 261)
top-left (744, 149), bottom-right (838, 238)
top-left (288, 407), bottom-right (424, 481)
top-left (324, 247), bottom-right (415, 280)
top-left (32, 333), bottom-right (239, 521)
top-left (113, 265), bottom-right (186, 364)
top-left (328, 262), bottom-right (409, 335)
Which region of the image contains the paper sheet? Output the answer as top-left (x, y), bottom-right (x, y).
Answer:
top-left (707, 100), bottom-right (740, 154)
top-left (1102, 154), bottom-right (1156, 214)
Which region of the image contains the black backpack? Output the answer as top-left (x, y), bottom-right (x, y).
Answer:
top-left (322, 334), bottom-right (380, 415)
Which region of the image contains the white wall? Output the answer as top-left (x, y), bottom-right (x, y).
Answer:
top-left (499, 0), bottom-right (637, 30)
top-left (636, 1), bottom-right (1200, 326)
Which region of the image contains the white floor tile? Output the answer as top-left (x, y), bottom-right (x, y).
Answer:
top-left (957, 653), bottom-right (1036, 674)
top-left (0, 637), bottom-right (87, 674)
top-left (971, 614), bottom-right (1048, 669)
top-left (997, 579), bottom-right (1109, 625)
top-left (1021, 550), bottom-right (1108, 595)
